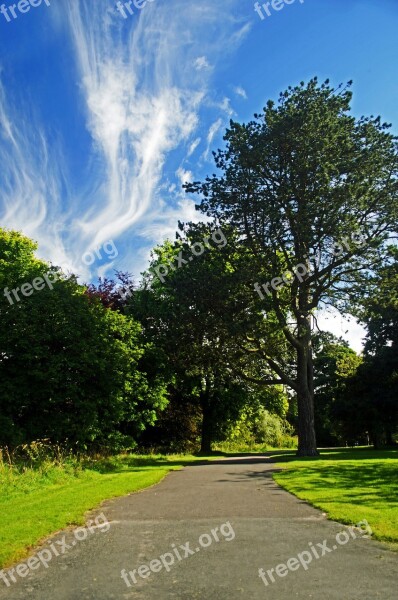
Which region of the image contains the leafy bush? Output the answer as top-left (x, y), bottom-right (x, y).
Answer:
top-left (255, 410), bottom-right (296, 447)
top-left (216, 407), bottom-right (297, 451)
top-left (0, 229), bottom-right (168, 452)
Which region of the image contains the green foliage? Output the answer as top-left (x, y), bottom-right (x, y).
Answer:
top-left (0, 441), bottom-right (85, 500)
top-left (138, 384), bottom-right (203, 453)
top-left (1, 78), bottom-right (398, 459)
top-left (220, 391), bottom-right (297, 451)
top-left (258, 385), bottom-right (290, 417)
top-left (255, 410), bottom-right (296, 447)
top-left (130, 223), bottom-right (266, 453)
top-left (0, 229), bottom-right (167, 451)
top-left (313, 333), bottom-right (363, 446)
top-left (335, 353), bottom-right (397, 447)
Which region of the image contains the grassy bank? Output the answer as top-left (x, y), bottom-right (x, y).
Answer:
top-left (271, 448), bottom-right (398, 546)
top-left (0, 445), bottom-right (208, 567)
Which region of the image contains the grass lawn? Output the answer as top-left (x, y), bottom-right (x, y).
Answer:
top-left (0, 453), bottom-right (209, 567)
top-left (271, 447), bottom-right (398, 547)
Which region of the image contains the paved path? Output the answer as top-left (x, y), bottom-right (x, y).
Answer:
top-left (1, 456), bottom-right (397, 599)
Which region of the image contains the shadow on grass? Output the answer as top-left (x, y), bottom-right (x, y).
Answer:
top-left (83, 447), bottom-right (398, 474)
top-left (83, 452), bottom-right (278, 474)
top-left (268, 447), bottom-right (398, 463)
top-left (275, 462), bottom-right (398, 506)
top-left (82, 455), bottom-right (218, 474)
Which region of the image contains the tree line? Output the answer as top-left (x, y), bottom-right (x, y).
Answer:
top-left (1, 79), bottom-right (397, 455)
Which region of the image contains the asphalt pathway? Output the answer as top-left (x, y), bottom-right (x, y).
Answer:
top-left (1, 455), bottom-right (397, 599)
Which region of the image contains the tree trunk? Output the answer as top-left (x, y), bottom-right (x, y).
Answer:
top-left (296, 315), bottom-right (319, 457)
top-left (200, 403), bottom-right (212, 454)
top-left (385, 424), bottom-right (394, 447)
top-left (199, 380), bottom-right (213, 454)
top-left (296, 386), bottom-right (318, 456)
top-left (370, 423), bottom-right (384, 448)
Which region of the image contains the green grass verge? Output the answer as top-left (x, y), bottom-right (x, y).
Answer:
top-left (271, 447), bottom-right (398, 546)
top-left (0, 453), bottom-right (210, 567)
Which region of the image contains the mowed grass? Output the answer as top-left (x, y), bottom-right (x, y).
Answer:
top-left (0, 453), bottom-right (207, 567)
top-left (271, 448), bottom-right (398, 546)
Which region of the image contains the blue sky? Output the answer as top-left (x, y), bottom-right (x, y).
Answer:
top-left (1, 0), bottom-right (398, 350)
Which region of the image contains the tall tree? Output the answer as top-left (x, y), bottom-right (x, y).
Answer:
top-left (186, 78), bottom-right (398, 455)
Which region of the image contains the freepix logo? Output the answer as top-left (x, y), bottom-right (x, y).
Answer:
top-left (3, 270), bottom-right (59, 306)
top-left (121, 521), bottom-right (235, 587)
top-left (258, 519), bottom-right (372, 587)
top-left (152, 228), bottom-right (227, 284)
top-left (254, 262), bottom-right (308, 299)
top-left (0, 513), bottom-right (110, 587)
top-left (3, 240), bottom-right (119, 306)
top-left (254, 231), bottom-right (366, 300)
top-left (254, 0), bottom-right (304, 21)
top-left (0, 0), bottom-right (51, 23)
top-left (115, 0), bottom-right (156, 19)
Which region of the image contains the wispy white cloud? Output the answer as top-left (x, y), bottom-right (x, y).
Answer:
top-left (0, 0), bottom-right (252, 280)
top-left (187, 137), bottom-right (201, 157)
top-left (66, 0), bottom-right (201, 250)
top-left (219, 96), bottom-right (235, 117)
top-left (134, 197), bottom-right (209, 255)
top-left (194, 56), bottom-right (212, 71)
top-left (234, 85), bottom-right (248, 99)
top-left (176, 166), bottom-right (193, 186)
top-left (0, 82), bottom-right (72, 270)
top-left (203, 118), bottom-right (223, 160)
top-left (230, 22), bottom-right (252, 44)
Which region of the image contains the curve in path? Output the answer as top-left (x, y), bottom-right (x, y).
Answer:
top-left (0, 455), bottom-right (397, 600)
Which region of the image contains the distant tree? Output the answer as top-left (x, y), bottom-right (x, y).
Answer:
top-left (336, 353), bottom-right (397, 447)
top-left (186, 78), bottom-right (398, 455)
top-left (312, 333), bottom-right (362, 446)
top-left (225, 388), bottom-right (295, 449)
top-left (359, 249), bottom-right (398, 354)
top-left (85, 271), bottom-right (135, 311)
top-left (339, 250), bottom-right (398, 447)
top-left (138, 380), bottom-right (203, 453)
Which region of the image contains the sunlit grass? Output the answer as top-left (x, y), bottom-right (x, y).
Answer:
top-left (0, 443), bottom-right (210, 567)
top-left (271, 448), bottom-right (398, 546)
